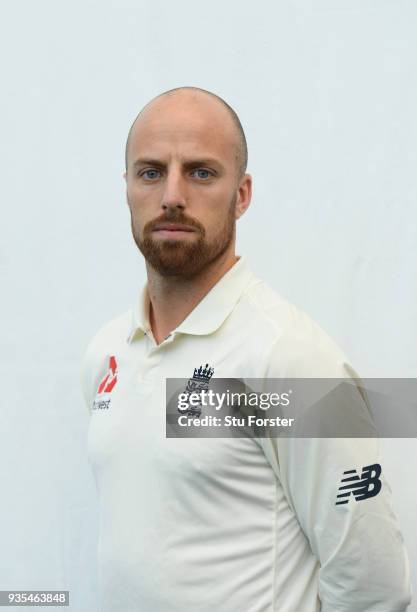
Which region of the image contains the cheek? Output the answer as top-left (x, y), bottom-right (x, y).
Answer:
top-left (127, 200), bottom-right (145, 234)
top-left (203, 208), bottom-right (233, 237)
top-left (128, 190), bottom-right (157, 222)
top-left (128, 188), bottom-right (146, 210)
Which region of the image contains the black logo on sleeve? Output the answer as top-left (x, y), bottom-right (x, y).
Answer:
top-left (335, 463), bottom-right (382, 505)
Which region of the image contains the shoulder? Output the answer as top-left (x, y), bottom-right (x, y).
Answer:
top-left (82, 309), bottom-right (132, 358)
top-left (239, 278), bottom-right (351, 377)
top-left (242, 278), bottom-right (302, 334)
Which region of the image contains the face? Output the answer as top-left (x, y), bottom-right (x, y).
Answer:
top-left (124, 93), bottom-right (252, 277)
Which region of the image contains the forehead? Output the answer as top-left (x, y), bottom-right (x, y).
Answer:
top-left (128, 94), bottom-right (238, 166)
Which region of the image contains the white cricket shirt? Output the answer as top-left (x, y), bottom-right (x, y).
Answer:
top-left (81, 256), bottom-right (411, 612)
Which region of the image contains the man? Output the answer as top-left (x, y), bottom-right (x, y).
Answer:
top-left (81, 87), bottom-right (411, 611)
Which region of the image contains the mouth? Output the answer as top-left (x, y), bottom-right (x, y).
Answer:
top-left (152, 223), bottom-right (197, 238)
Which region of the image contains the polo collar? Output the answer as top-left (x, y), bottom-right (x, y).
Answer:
top-left (127, 283), bottom-right (152, 343)
top-left (127, 256), bottom-right (256, 343)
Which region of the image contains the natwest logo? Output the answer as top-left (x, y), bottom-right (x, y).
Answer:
top-left (93, 356), bottom-right (118, 410)
top-left (97, 355), bottom-right (118, 393)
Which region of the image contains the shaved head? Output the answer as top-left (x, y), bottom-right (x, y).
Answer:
top-left (125, 86), bottom-right (248, 179)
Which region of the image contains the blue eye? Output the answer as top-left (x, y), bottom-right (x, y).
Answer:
top-left (193, 168), bottom-right (212, 179)
top-left (140, 169), bottom-right (160, 180)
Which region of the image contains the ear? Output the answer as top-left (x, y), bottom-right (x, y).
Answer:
top-left (235, 173), bottom-right (252, 220)
top-left (123, 171), bottom-right (127, 182)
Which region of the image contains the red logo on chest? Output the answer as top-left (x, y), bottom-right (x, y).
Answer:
top-left (97, 355), bottom-right (118, 394)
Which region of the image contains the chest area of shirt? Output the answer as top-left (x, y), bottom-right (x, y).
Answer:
top-left (87, 340), bottom-right (270, 484)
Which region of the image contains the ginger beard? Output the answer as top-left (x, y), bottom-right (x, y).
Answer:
top-left (130, 194), bottom-right (237, 278)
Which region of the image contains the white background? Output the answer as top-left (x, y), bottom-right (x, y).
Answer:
top-left (1, 1), bottom-right (416, 610)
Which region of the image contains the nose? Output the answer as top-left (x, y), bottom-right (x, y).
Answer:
top-left (161, 167), bottom-right (187, 212)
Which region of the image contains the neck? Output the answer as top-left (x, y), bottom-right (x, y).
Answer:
top-left (146, 247), bottom-right (239, 345)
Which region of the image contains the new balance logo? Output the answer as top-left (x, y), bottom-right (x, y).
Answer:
top-left (335, 463), bottom-right (382, 505)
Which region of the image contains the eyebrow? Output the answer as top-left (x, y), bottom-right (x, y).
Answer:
top-left (132, 157), bottom-right (224, 171)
